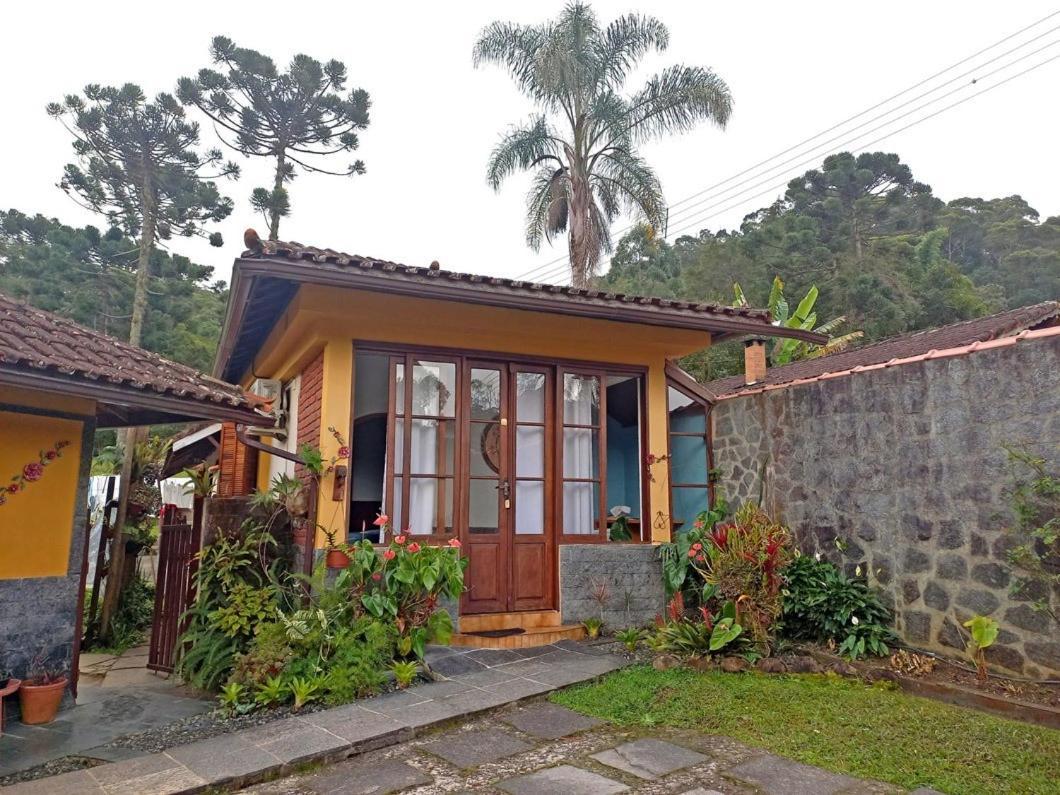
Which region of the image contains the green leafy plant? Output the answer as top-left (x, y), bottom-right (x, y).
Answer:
top-left (963, 615), bottom-right (999, 683)
top-left (390, 660), bottom-right (420, 689)
top-left (615, 627), bottom-right (644, 653)
top-left (288, 675), bottom-right (323, 710)
top-left (1001, 444), bottom-right (1058, 627)
top-left (218, 682), bottom-right (252, 715)
top-left (653, 600), bottom-right (742, 656)
top-left (780, 554), bottom-right (894, 660)
top-left (582, 617), bottom-right (604, 639)
top-left (254, 675), bottom-right (288, 708)
top-left (659, 498), bottom-right (729, 599)
top-left (608, 506), bottom-right (634, 542)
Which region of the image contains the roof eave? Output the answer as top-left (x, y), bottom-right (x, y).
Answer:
top-left (214, 256), bottom-right (827, 379)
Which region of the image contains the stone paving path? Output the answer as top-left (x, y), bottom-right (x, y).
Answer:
top-left (244, 700), bottom-right (906, 794)
top-left (0, 646), bottom-right (211, 779)
top-left (0, 641), bottom-right (627, 793)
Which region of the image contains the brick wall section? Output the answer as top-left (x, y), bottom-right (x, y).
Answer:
top-left (711, 336), bottom-right (1060, 676)
top-left (295, 351), bottom-right (324, 484)
top-left (559, 544), bottom-right (666, 628)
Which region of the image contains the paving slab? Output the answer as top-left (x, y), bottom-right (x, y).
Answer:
top-left (245, 720), bottom-right (349, 765)
top-left (84, 752), bottom-right (184, 789)
top-left (478, 676), bottom-right (554, 700)
top-left (499, 702), bottom-right (603, 739)
top-left (303, 757), bottom-right (432, 794)
top-left (591, 738), bottom-right (709, 780)
top-left (429, 653), bottom-right (489, 677)
top-left (421, 727), bottom-right (534, 768)
top-left (727, 753), bottom-right (862, 795)
top-left (3, 769), bottom-right (107, 794)
top-left (497, 763), bottom-right (628, 795)
top-left (464, 648), bottom-right (524, 667)
top-left (165, 735), bottom-right (282, 785)
top-left (305, 704), bottom-right (411, 746)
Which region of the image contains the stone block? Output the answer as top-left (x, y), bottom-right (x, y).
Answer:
top-left (971, 562), bottom-right (1010, 589)
top-left (591, 738), bottom-right (708, 780)
top-left (499, 702), bottom-right (602, 739)
top-left (984, 644), bottom-right (1025, 673)
top-left (1004, 604), bottom-right (1052, 634)
top-left (935, 554), bottom-right (967, 581)
top-left (902, 548), bottom-right (931, 574)
top-left (902, 611), bottom-right (932, 643)
top-left (937, 618), bottom-right (965, 651)
top-left (902, 579), bottom-right (921, 605)
top-left (1024, 641), bottom-right (1060, 671)
top-left (728, 753), bottom-right (861, 795)
top-left (955, 588), bottom-right (1000, 616)
top-left (922, 582), bottom-right (950, 611)
top-left (970, 534), bottom-right (989, 556)
top-left (422, 728), bottom-right (533, 768)
top-left (498, 764), bottom-right (628, 795)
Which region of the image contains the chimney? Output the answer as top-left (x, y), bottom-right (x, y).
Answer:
top-left (744, 338), bottom-right (767, 385)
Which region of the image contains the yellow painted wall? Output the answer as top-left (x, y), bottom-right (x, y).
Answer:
top-left (0, 399), bottom-right (87, 579)
top-left (245, 284), bottom-right (711, 544)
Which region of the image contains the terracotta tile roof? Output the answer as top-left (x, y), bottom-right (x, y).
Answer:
top-left (704, 301), bottom-right (1060, 400)
top-left (249, 237), bottom-right (776, 322)
top-left (0, 291), bottom-right (261, 424)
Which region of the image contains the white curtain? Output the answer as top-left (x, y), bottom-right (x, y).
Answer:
top-left (563, 376), bottom-right (597, 534)
top-left (408, 365), bottom-right (444, 535)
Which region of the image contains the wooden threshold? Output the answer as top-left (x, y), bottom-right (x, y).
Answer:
top-left (450, 623), bottom-right (586, 649)
top-left (458, 610), bottom-right (563, 633)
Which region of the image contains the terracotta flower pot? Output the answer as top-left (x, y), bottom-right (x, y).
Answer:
top-left (18, 678), bottom-right (67, 725)
top-left (326, 548), bottom-right (351, 569)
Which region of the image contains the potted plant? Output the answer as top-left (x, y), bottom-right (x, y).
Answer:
top-left (0, 674), bottom-right (21, 735)
top-left (322, 526), bottom-right (350, 569)
top-left (18, 654), bottom-right (67, 725)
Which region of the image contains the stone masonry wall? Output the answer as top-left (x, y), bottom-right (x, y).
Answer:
top-left (711, 336), bottom-right (1060, 677)
top-left (559, 544), bottom-right (665, 629)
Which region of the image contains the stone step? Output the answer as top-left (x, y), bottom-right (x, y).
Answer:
top-left (449, 624), bottom-right (586, 649)
top-left (459, 610), bottom-right (563, 633)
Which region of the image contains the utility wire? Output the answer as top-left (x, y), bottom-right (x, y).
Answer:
top-left (525, 46), bottom-right (1060, 285)
top-left (511, 9), bottom-right (1060, 284)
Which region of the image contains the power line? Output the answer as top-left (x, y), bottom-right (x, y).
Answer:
top-left (525, 46), bottom-right (1060, 285)
top-left (510, 9), bottom-right (1060, 283)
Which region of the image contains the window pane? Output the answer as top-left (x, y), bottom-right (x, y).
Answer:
top-left (516, 372), bottom-right (545, 423)
top-left (515, 481), bottom-right (544, 535)
top-left (393, 421), bottom-right (404, 474)
top-left (515, 426), bottom-right (544, 478)
top-left (394, 363), bottom-right (405, 414)
top-left (409, 419), bottom-right (455, 476)
top-left (606, 375), bottom-right (642, 519)
top-left (469, 479), bottom-right (499, 533)
top-left (412, 360), bottom-right (456, 417)
top-left (407, 477), bottom-right (453, 535)
top-left (391, 475), bottom-right (404, 533)
top-left (469, 368), bottom-right (502, 420)
top-left (668, 386), bottom-right (705, 433)
top-left (350, 353), bottom-right (389, 542)
top-left (671, 487), bottom-right (709, 529)
top-left (469, 422), bottom-right (502, 476)
top-left (563, 373), bottom-right (599, 425)
top-left (670, 435), bottom-right (708, 485)
top-left (563, 428), bottom-right (599, 479)
top-left (563, 481), bottom-right (599, 535)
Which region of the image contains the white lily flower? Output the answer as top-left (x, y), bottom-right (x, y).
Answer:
top-left (851, 615), bottom-right (860, 625)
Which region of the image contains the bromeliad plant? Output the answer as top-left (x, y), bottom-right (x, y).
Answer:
top-left (346, 518), bottom-right (467, 660)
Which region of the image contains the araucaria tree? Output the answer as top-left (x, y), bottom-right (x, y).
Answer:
top-left (474, 2), bottom-right (733, 287)
top-left (178, 37), bottom-right (371, 240)
top-left (48, 83), bottom-right (236, 639)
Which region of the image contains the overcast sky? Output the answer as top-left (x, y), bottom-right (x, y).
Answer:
top-left (2, 1), bottom-right (1058, 286)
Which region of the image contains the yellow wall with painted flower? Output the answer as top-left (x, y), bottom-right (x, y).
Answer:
top-left (0, 388), bottom-right (90, 579)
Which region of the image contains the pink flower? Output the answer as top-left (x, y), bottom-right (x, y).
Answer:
top-left (45, 451), bottom-right (57, 461)
top-left (691, 542), bottom-right (702, 552)
top-left (338, 446), bottom-right (351, 459)
top-left (0, 494), bottom-right (6, 505)
top-left (407, 542), bottom-right (421, 553)
top-left (394, 535), bottom-right (406, 545)
top-left (22, 463), bottom-right (44, 482)
top-left (383, 549), bottom-right (396, 560)
top-left (371, 572), bottom-right (382, 581)
top-left (448, 538), bottom-right (462, 548)
top-left (7, 484), bottom-right (19, 494)
top-left (687, 548), bottom-right (697, 559)
top-left (373, 514), bottom-right (389, 527)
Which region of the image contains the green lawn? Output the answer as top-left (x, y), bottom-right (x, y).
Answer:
top-left (551, 666), bottom-right (1060, 795)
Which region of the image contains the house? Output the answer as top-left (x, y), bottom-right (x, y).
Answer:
top-left (0, 292), bottom-right (263, 710)
top-left (212, 236), bottom-right (822, 642)
top-left (704, 302), bottom-right (1060, 676)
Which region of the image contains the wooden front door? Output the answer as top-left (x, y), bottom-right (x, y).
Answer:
top-left (461, 362), bottom-right (554, 614)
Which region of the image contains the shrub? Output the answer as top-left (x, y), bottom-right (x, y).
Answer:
top-left (780, 554), bottom-right (894, 659)
top-left (688, 504), bottom-right (794, 652)
top-left (652, 600), bottom-right (743, 656)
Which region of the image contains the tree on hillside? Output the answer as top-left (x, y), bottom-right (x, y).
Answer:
top-left (0, 210), bottom-right (227, 372)
top-left (48, 84), bottom-right (237, 640)
top-left (475, 2), bottom-right (732, 288)
top-left (178, 37), bottom-right (371, 241)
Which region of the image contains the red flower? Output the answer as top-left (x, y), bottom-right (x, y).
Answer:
top-left (646, 453), bottom-right (657, 465)
top-left (22, 463), bottom-right (44, 482)
top-left (45, 451), bottom-right (57, 461)
top-left (371, 572), bottom-right (382, 581)
top-left (383, 549), bottom-right (396, 560)
top-left (7, 484), bottom-right (19, 494)
top-left (407, 542), bottom-right (421, 553)
top-left (338, 446), bottom-right (351, 459)
top-left (687, 548), bottom-right (697, 559)
top-left (691, 542), bottom-right (702, 552)
top-left (394, 534), bottom-right (407, 545)
top-left (0, 494), bottom-right (6, 505)
top-left (373, 514), bottom-right (389, 527)
top-left (711, 524), bottom-right (729, 548)
top-left (448, 538), bottom-right (462, 548)
top-left (693, 519), bottom-right (704, 529)
top-left (698, 606), bottom-right (714, 630)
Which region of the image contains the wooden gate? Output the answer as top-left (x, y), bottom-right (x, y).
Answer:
top-left (147, 522), bottom-right (200, 673)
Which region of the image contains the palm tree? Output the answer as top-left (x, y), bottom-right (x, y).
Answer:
top-left (475, 3), bottom-right (733, 288)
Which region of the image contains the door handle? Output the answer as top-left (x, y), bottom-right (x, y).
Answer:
top-left (498, 481), bottom-right (511, 498)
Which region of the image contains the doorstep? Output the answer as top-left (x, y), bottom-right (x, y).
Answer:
top-left (0, 641), bottom-right (628, 794)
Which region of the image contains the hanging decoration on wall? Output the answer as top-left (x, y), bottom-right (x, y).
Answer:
top-left (1, 440), bottom-right (71, 507)
top-left (645, 452), bottom-right (670, 483)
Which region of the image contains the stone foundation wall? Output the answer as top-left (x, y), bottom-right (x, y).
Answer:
top-left (559, 544), bottom-right (665, 629)
top-left (711, 336), bottom-right (1060, 676)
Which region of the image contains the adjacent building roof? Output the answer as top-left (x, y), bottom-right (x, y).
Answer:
top-left (215, 236), bottom-right (827, 382)
top-left (704, 301), bottom-right (1060, 400)
top-left (0, 292), bottom-right (264, 427)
